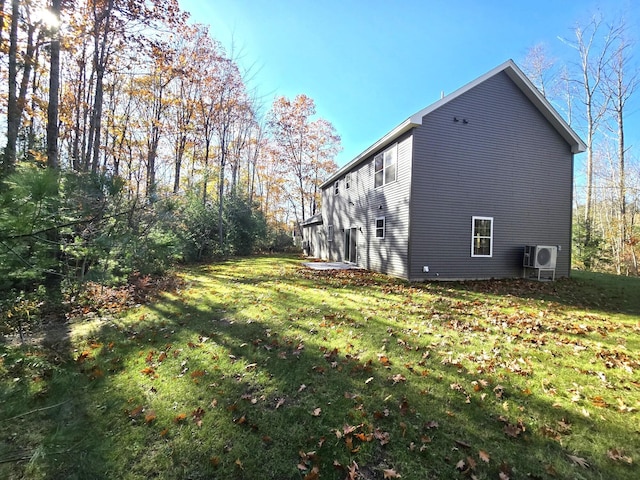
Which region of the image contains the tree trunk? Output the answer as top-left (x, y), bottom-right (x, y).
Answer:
top-left (86, 0), bottom-right (114, 173)
top-left (3, 0), bottom-right (20, 173)
top-left (173, 135), bottom-right (186, 194)
top-left (617, 105), bottom-right (625, 274)
top-left (146, 125), bottom-right (160, 199)
top-left (0, 0), bottom-right (6, 47)
top-left (47, 0), bottom-right (62, 170)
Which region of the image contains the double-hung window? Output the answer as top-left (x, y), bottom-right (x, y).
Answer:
top-left (334, 180), bottom-right (339, 195)
top-left (375, 217), bottom-right (386, 239)
top-left (374, 144), bottom-right (397, 188)
top-left (471, 216), bottom-right (493, 257)
top-left (327, 225), bottom-right (334, 242)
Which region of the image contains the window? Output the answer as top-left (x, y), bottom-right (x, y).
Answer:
top-left (374, 144), bottom-right (397, 188)
top-left (471, 216), bottom-right (493, 257)
top-left (334, 180), bottom-right (339, 195)
top-left (328, 225), bottom-right (334, 242)
top-left (375, 217), bottom-right (385, 239)
top-left (345, 173), bottom-right (351, 189)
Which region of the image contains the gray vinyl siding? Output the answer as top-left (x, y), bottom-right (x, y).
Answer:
top-left (408, 71), bottom-right (574, 280)
top-left (303, 222), bottom-right (325, 259)
top-left (322, 134), bottom-right (413, 278)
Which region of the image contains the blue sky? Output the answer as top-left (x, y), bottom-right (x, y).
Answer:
top-left (178, 0), bottom-right (640, 167)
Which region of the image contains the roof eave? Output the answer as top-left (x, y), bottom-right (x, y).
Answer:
top-left (322, 59), bottom-right (586, 189)
top-left (320, 119), bottom-right (419, 188)
top-left (501, 62), bottom-right (587, 154)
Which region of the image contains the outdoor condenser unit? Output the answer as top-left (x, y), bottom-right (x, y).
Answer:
top-left (523, 245), bottom-right (557, 269)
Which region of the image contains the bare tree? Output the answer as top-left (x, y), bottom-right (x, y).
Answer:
top-left (522, 43), bottom-right (557, 98)
top-left (561, 15), bottom-right (621, 268)
top-left (601, 21), bottom-right (639, 274)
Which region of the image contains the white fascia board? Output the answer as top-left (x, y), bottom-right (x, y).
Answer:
top-left (500, 62), bottom-right (587, 153)
top-left (322, 60), bottom-right (586, 190)
top-left (408, 60), bottom-right (585, 153)
top-left (320, 118), bottom-right (418, 188)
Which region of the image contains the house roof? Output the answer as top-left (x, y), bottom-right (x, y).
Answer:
top-left (302, 212), bottom-right (323, 226)
top-left (321, 59), bottom-right (587, 188)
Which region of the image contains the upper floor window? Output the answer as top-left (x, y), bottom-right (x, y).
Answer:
top-left (374, 144), bottom-right (397, 188)
top-left (334, 180), bottom-right (339, 195)
top-left (471, 216), bottom-right (493, 257)
top-left (345, 173), bottom-right (351, 189)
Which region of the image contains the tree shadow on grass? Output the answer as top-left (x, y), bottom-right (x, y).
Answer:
top-left (3, 257), bottom-right (637, 479)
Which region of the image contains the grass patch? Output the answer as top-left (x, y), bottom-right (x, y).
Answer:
top-left (1, 256), bottom-right (639, 479)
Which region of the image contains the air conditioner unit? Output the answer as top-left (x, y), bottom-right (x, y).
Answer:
top-left (523, 245), bottom-right (557, 269)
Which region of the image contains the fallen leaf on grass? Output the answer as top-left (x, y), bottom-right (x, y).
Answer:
top-left (383, 468), bottom-right (401, 478)
top-left (144, 410), bottom-right (156, 423)
top-left (455, 439), bottom-right (471, 449)
top-left (424, 420), bottom-right (439, 429)
top-left (141, 366), bottom-right (157, 377)
top-left (345, 436), bottom-right (359, 452)
top-left (466, 456), bottom-right (477, 470)
top-left (504, 423), bottom-right (522, 438)
top-left (76, 351), bottom-right (91, 363)
top-left (592, 396), bottom-right (608, 408)
top-left (479, 450), bottom-right (490, 463)
top-left (355, 432), bottom-right (373, 442)
top-left (303, 466), bottom-right (320, 480)
top-left (128, 405), bottom-right (143, 418)
top-left (378, 355), bottom-right (392, 367)
top-left (567, 454), bottom-right (589, 468)
top-left (374, 428), bottom-right (390, 445)
top-left (311, 408), bottom-right (322, 417)
top-left (616, 398), bottom-right (635, 413)
top-left (173, 412), bottom-right (187, 423)
top-left (607, 449), bottom-right (633, 464)
top-left (192, 407), bottom-right (205, 427)
top-left (346, 461), bottom-right (358, 480)
top-left (88, 366), bottom-right (104, 380)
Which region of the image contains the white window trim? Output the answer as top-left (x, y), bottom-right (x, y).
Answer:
top-left (327, 225), bottom-right (334, 242)
top-left (345, 173), bottom-right (351, 189)
top-left (471, 216), bottom-right (493, 257)
top-left (374, 143), bottom-right (397, 188)
top-left (334, 180), bottom-right (339, 195)
top-left (375, 216), bottom-right (386, 239)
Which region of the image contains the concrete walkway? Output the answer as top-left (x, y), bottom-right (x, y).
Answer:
top-left (303, 261), bottom-right (362, 271)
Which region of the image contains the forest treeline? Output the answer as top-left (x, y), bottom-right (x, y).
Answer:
top-left (1, 2), bottom-right (639, 336)
top-left (521, 14), bottom-right (639, 275)
top-left (0, 0), bottom-right (340, 328)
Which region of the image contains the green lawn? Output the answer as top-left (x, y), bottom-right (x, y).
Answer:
top-left (1, 256), bottom-right (639, 479)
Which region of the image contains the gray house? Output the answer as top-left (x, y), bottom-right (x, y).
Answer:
top-left (302, 60), bottom-right (586, 280)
